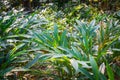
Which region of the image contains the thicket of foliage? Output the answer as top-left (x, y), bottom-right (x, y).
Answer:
top-left (0, 0), bottom-right (120, 80)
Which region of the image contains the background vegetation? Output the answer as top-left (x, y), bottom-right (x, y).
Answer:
top-left (0, 0), bottom-right (120, 80)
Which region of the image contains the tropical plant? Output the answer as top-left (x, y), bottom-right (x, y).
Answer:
top-left (77, 55), bottom-right (114, 80)
top-left (22, 18), bottom-right (120, 79)
top-left (31, 24), bottom-right (70, 53)
top-left (0, 1), bottom-right (120, 79)
top-left (0, 44), bottom-right (28, 79)
top-left (74, 20), bottom-right (99, 57)
top-left (96, 19), bottom-right (120, 60)
top-left (74, 19), bottom-right (120, 59)
top-left (0, 12), bottom-right (48, 79)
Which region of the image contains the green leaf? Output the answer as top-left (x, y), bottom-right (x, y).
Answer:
top-left (79, 68), bottom-right (93, 80)
top-left (10, 50), bottom-right (28, 61)
top-left (89, 55), bottom-right (99, 80)
top-left (53, 24), bottom-right (59, 43)
top-left (99, 72), bottom-right (107, 80)
top-left (106, 62), bottom-right (114, 80)
top-left (25, 54), bottom-right (52, 68)
top-left (9, 43), bottom-right (25, 57)
top-left (0, 66), bottom-right (14, 77)
top-left (25, 54), bottom-right (42, 68)
top-left (33, 32), bottom-right (45, 42)
top-left (71, 47), bottom-right (82, 60)
top-left (60, 30), bottom-right (67, 47)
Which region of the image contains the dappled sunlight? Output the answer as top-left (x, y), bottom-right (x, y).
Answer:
top-left (0, 0), bottom-right (120, 80)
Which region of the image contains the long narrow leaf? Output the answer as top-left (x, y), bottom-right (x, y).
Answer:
top-left (106, 62), bottom-right (114, 80)
top-left (89, 55), bottom-right (99, 80)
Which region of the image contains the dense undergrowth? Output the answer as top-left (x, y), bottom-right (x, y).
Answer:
top-left (0, 2), bottom-right (120, 80)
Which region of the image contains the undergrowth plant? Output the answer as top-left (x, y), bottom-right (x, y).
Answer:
top-left (24, 18), bottom-right (120, 79)
top-left (0, 12), bottom-right (48, 79)
top-left (0, 3), bottom-right (120, 79)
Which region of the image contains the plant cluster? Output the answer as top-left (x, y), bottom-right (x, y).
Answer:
top-left (0, 2), bottom-right (120, 80)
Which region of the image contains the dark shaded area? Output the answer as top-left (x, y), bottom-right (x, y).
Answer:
top-left (0, 0), bottom-right (119, 12)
